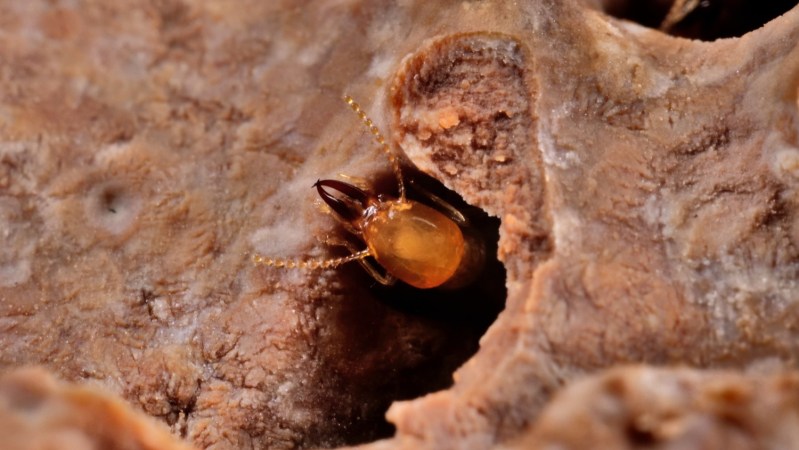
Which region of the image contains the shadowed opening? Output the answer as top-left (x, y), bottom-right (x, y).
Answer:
top-left (307, 170), bottom-right (506, 448)
top-left (300, 33), bottom-right (544, 449)
top-left (99, 185), bottom-right (124, 215)
top-left (602, 0), bottom-right (798, 40)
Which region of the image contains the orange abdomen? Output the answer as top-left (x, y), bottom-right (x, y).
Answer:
top-left (363, 202), bottom-right (465, 289)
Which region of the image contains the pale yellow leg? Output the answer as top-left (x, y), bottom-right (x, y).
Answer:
top-left (407, 178), bottom-right (468, 226)
top-left (323, 237), bottom-right (397, 286)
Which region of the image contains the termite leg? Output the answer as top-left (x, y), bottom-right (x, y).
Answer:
top-left (407, 178), bottom-right (468, 226)
top-left (323, 236), bottom-right (397, 286)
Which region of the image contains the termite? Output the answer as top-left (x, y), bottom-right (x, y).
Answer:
top-left (252, 95), bottom-right (484, 289)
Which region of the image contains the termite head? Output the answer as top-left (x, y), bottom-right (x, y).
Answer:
top-left (314, 179), bottom-right (381, 231)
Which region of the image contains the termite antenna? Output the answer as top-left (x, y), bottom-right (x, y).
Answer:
top-left (252, 250), bottom-right (371, 270)
top-left (343, 95), bottom-right (406, 201)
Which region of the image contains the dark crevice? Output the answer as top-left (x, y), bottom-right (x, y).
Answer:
top-left (602, 0), bottom-right (674, 29)
top-left (303, 33), bottom-right (536, 449)
top-left (602, 0), bottom-right (798, 41)
top-left (307, 169), bottom-right (506, 448)
top-left (625, 419), bottom-right (659, 446)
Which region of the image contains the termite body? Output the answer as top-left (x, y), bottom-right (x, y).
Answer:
top-left (253, 96), bottom-right (483, 289)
